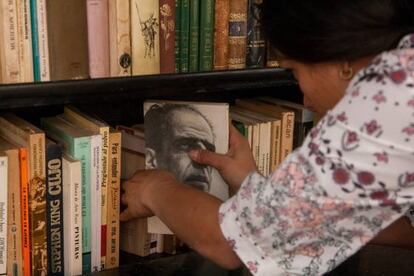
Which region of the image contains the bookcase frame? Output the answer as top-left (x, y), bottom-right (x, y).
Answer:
top-left (0, 68), bottom-right (299, 275)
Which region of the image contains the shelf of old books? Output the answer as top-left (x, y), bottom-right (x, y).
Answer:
top-left (0, 68), bottom-right (296, 110)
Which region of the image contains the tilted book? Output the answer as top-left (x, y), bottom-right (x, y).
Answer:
top-left (0, 114), bottom-right (47, 276)
top-left (0, 154), bottom-right (8, 275)
top-left (45, 140), bottom-right (64, 275)
top-left (62, 106), bottom-right (109, 270)
top-left (143, 100), bottom-right (229, 234)
top-left (0, 137), bottom-right (24, 276)
top-left (131, 0), bottom-right (160, 75)
top-left (62, 155), bottom-right (82, 276)
top-left (41, 116), bottom-right (93, 274)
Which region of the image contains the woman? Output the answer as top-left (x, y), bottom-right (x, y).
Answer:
top-left (121, 0), bottom-right (414, 274)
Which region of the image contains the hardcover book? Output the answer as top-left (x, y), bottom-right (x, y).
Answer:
top-left (143, 100), bottom-right (229, 234)
top-left (228, 0), bottom-right (248, 69)
top-left (199, 0), bottom-right (215, 71)
top-left (159, 0), bottom-right (176, 74)
top-left (131, 0), bottom-right (160, 75)
top-left (213, 0), bottom-right (230, 70)
top-left (246, 0), bottom-right (265, 68)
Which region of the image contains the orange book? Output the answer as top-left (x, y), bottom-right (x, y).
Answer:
top-left (19, 148), bottom-right (31, 276)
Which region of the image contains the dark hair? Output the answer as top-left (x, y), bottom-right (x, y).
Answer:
top-left (262, 0), bottom-right (414, 63)
top-left (144, 103), bottom-right (214, 153)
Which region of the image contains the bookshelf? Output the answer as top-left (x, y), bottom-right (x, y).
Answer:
top-left (0, 67), bottom-right (299, 275)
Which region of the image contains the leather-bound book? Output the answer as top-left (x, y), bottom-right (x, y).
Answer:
top-left (159, 0), bottom-right (176, 74)
top-left (213, 0), bottom-right (230, 71)
top-left (228, 0), bottom-right (248, 69)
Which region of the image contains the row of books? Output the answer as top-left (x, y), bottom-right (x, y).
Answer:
top-left (0, 0), bottom-right (277, 84)
top-left (0, 107), bottom-right (122, 276)
top-left (119, 96), bottom-right (313, 256)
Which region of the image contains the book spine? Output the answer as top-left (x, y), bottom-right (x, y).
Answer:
top-left (174, 0), bottom-right (181, 73)
top-left (246, 0), bottom-right (265, 68)
top-left (46, 0), bottom-right (89, 81)
top-left (105, 132), bottom-right (121, 269)
top-left (29, 0), bottom-right (40, 81)
top-left (87, 0), bottom-right (110, 78)
top-left (179, 0), bottom-right (190, 73)
top-left (46, 144), bottom-right (64, 275)
top-left (36, 0), bottom-right (50, 81)
top-left (28, 133), bottom-right (47, 276)
top-left (90, 136), bottom-right (102, 272)
top-left (19, 149), bottom-right (31, 276)
top-left (62, 157), bottom-right (82, 276)
top-left (199, 0), bottom-right (215, 71)
top-left (188, 0), bottom-right (199, 72)
top-left (130, 0), bottom-right (160, 75)
top-left (159, 0), bottom-right (176, 74)
top-left (17, 0), bottom-right (34, 82)
top-left (213, 0), bottom-right (229, 70)
top-left (228, 0), bottom-right (247, 69)
top-left (109, 0), bottom-right (132, 77)
top-left (0, 0), bottom-right (21, 83)
top-left (266, 42), bottom-right (280, 68)
top-left (6, 149), bottom-right (23, 276)
top-left (72, 138), bottom-right (92, 274)
top-left (280, 112), bottom-right (294, 161)
top-left (0, 157), bottom-right (8, 275)
top-left (99, 129), bottom-right (109, 270)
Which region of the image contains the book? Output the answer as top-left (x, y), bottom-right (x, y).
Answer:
top-left (45, 139), bottom-right (64, 275)
top-left (109, 0), bottom-right (132, 77)
top-left (258, 97), bottom-right (314, 148)
top-left (0, 114), bottom-right (47, 276)
top-left (41, 116), bottom-right (93, 274)
top-left (246, 0), bottom-right (265, 68)
top-left (213, 0), bottom-right (230, 70)
top-left (0, 0), bottom-right (21, 83)
top-left (62, 155), bottom-right (82, 276)
top-left (188, 0), bottom-right (200, 72)
top-left (30, 0), bottom-right (50, 81)
top-left (266, 43), bottom-right (280, 68)
top-left (106, 130), bottom-right (121, 269)
top-left (46, 0), bottom-right (89, 81)
top-left (199, 0), bottom-right (215, 71)
top-left (87, 0), bottom-right (110, 78)
top-left (174, 0), bottom-right (181, 73)
top-left (179, 0), bottom-right (190, 72)
top-left (143, 100), bottom-right (229, 234)
top-left (0, 154), bottom-right (7, 275)
top-left (228, 0), bottom-right (248, 69)
top-left (62, 106), bottom-right (109, 270)
top-left (159, 0), bottom-right (176, 74)
top-left (19, 147), bottom-right (30, 276)
top-left (17, 0), bottom-right (34, 83)
top-left (235, 99), bottom-right (295, 163)
top-left (131, 0), bottom-right (160, 75)
top-left (0, 137), bottom-right (24, 276)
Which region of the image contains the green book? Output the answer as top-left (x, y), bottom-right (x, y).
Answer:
top-left (41, 116), bottom-right (92, 274)
top-left (199, 0), bottom-right (215, 71)
top-left (175, 0), bottom-right (182, 73)
top-left (180, 0), bottom-right (190, 72)
top-left (189, 0), bottom-right (200, 72)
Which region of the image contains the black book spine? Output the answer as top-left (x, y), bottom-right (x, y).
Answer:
top-left (246, 0), bottom-right (266, 68)
top-left (46, 143), bottom-right (64, 275)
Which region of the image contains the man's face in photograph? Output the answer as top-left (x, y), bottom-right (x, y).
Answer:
top-left (157, 108), bottom-right (215, 192)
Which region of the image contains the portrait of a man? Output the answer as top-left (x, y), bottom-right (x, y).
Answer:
top-left (144, 101), bottom-right (229, 197)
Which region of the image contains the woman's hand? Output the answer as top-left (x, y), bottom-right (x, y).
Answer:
top-left (120, 169), bottom-right (176, 222)
top-left (189, 124), bottom-right (257, 194)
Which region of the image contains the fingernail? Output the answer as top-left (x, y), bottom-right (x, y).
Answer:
top-left (188, 150), bottom-right (199, 160)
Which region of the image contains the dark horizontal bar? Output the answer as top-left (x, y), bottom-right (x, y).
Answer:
top-left (0, 68), bottom-right (296, 109)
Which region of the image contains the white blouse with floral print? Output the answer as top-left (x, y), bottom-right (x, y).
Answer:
top-left (219, 33), bottom-right (414, 275)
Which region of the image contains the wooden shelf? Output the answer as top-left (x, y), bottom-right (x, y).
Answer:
top-left (0, 68), bottom-right (296, 110)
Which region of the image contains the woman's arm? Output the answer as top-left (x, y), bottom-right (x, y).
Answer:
top-left (120, 170), bottom-right (242, 269)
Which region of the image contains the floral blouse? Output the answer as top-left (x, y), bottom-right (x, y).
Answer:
top-left (219, 33), bottom-right (414, 275)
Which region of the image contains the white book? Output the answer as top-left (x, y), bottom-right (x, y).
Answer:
top-left (90, 134), bottom-right (102, 272)
top-left (17, 0), bottom-right (34, 82)
top-left (0, 155), bottom-right (8, 274)
top-left (36, 0), bottom-right (50, 81)
top-left (62, 155), bottom-right (83, 276)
